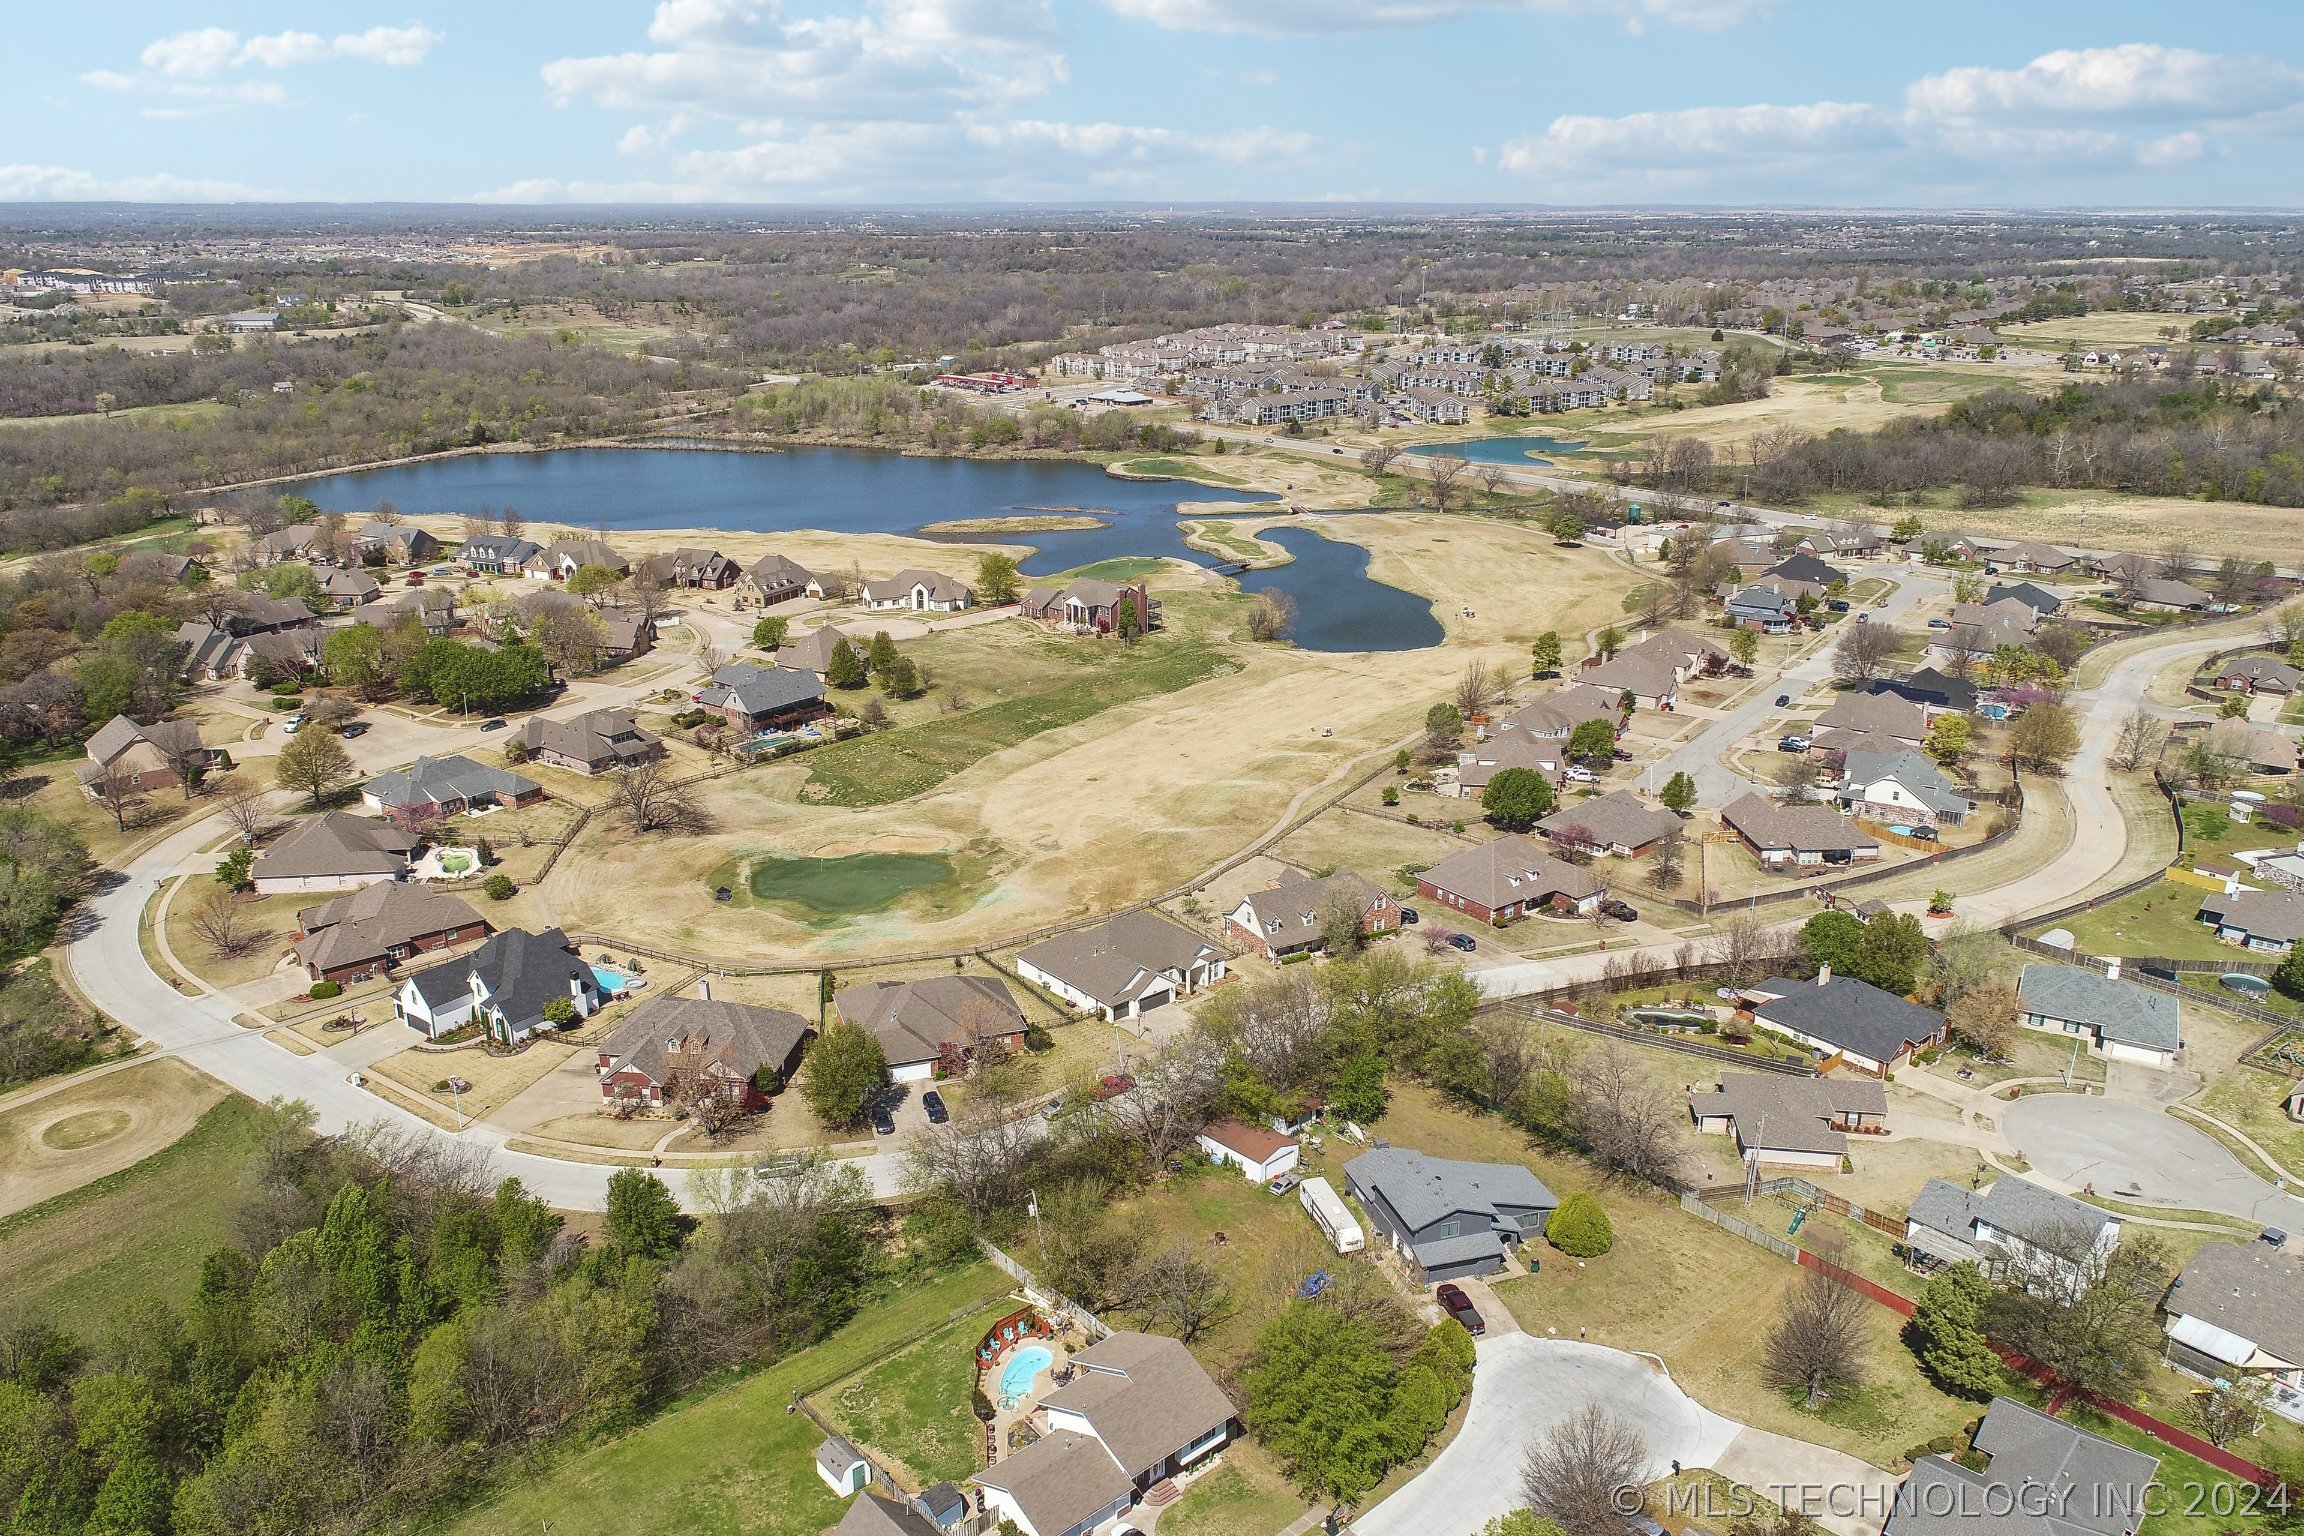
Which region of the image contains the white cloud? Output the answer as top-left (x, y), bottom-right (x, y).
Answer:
top-left (93, 22), bottom-right (442, 111)
top-left (1496, 42), bottom-right (2304, 195)
top-left (331, 25), bottom-right (446, 66)
top-left (1101, 0), bottom-right (1769, 36)
top-left (0, 163), bottom-right (272, 201)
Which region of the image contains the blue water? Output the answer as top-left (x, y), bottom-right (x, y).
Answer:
top-left (592, 966), bottom-right (634, 993)
top-left (293, 446), bottom-right (1445, 654)
top-left (1406, 435), bottom-right (1588, 466)
top-left (998, 1344), bottom-right (1053, 1399)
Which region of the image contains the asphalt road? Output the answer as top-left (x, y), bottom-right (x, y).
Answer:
top-left (2000, 1095), bottom-right (2304, 1232)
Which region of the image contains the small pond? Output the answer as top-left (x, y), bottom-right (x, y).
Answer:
top-left (745, 851), bottom-right (956, 916)
top-left (1406, 435), bottom-right (1588, 466)
top-left (1234, 527), bottom-right (1444, 653)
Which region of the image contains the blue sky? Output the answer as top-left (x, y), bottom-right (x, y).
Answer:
top-left (6, 0), bottom-right (2302, 205)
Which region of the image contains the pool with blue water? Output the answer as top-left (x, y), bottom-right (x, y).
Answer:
top-left (998, 1344), bottom-right (1054, 1400)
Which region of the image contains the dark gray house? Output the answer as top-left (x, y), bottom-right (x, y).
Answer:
top-left (1342, 1146), bottom-right (1556, 1281)
top-left (1887, 1397), bottom-right (2155, 1536)
top-left (2016, 963), bottom-right (2183, 1070)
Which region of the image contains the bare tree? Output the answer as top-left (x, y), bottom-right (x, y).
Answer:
top-left (1472, 1011), bottom-right (1544, 1111)
top-left (2261, 600), bottom-right (2304, 654)
top-left (693, 640), bottom-right (727, 676)
top-left (1425, 453), bottom-right (1467, 513)
top-left (1454, 660), bottom-right (1507, 720)
top-left (2109, 709), bottom-right (2167, 773)
top-left (2158, 535), bottom-right (2198, 583)
top-left (1946, 978), bottom-right (2019, 1060)
top-left (1127, 1246), bottom-right (1232, 1343)
top-left (1711, 913), bottom-right (1793, 988)
top-left (87, 762), bottom-right (142, 832)
top-left (1764, 1271), bottom-right (1870, 1407)
top-left (624, 565), bottom-right (673, 630)
top-left (904, 1099), bottom-right (1041, 1220)
top-left (214, 775), bottom-right (275, 844)
top-left (2190, 1377), bottom-right (2272, 1449)
top-left (1569, 1045), bottom-right (1694, 1189)
top-left (1649, 830), bottom-right (1686, 893)
top-left (1521, 1403), bottom-right (1649, 1536)
top-left (1359, 442), bottom-right (1401, 475)
top-left (189, 889), bottom-right (258, 959)
top-left (146, 720), bottom-right (212, 800)
top-left (667, 1037), bottom-right (753, 1138)
top-left (610, 757), bottom-right (704, 835)
top-left (1244, 590), bottom-right (1296, 642)
top-left (1941, 624), bottom-right (1993, 680)
top-left (1102, 1035), bottom-right (1222, 1169)
top-left (1476, 463), bottom-right (1510, 498)
top-left (1831, 622), bottom-right (1903, 683)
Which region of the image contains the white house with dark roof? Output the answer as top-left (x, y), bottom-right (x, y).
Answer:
top-left (1196, 1118), bottom-right (1300, 1184)
top-left (1905, 1175), bottom-right (2121, 1296)
top-left (1688, 1074), bottom-right (1888, 1169)
top-left (1838, 748), bottom-right (1976, 828)
top-left (862, 569), bottom-right (973, 612)
top-left (2016, 963), bottom-right (2183, 1070)
top-left (394, 926), bottom-right (601, 1045)
top-left (1016, 911), bottom-right (1227, 1021)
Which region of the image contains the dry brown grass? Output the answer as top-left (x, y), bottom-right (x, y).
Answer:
top-left (367, 1038), bottom-right (578, 1125)
top-left (0, 1059), bottom-right (228, 1219)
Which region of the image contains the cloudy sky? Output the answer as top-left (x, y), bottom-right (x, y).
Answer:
top-left (4, 0), bottom-right (2300, 205)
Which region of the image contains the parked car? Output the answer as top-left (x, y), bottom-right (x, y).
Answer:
top-left (1268, 1171), bottom-right (1302, 1196)
top-left (1599, 898), bottom-right (1640, 923)
top-left (1435, 1283), bottom-right (1485, 1336)
top-left (1778, 735), bottom-right (1811, 752)
top-left (1566, 765), bottom-right (1598, 783)
top-left (339, 721), bottom-right (368, 738)
top-left (1775, 694), bottom-right (1791, 706)
top-left (1447, 933), bottom-right (1478, 953)
top-left (871, 1105), bottom-right (897, 1136)
top-left (479, 717), bottom-right (508, 732)
top-left (1040, 1093), bottom-right (1067, 1119)
top-left (922, 1090), bottom-right (949, 1124)
top-left (280, 714), bottom-right (307, 735)
top-left (1399, 907), bottom-right (1420, 925)
top-left (1927, 617), bottom-right (1950, 629)
top-left (1827, 598), bottom-right (1850, 612)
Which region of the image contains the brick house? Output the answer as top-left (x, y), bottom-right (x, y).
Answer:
top-left (290, 881), bottom-right (490, 984)
top-left (1415, 835), bottom-right (1605, 924)
top-left (1226, 870), bottom-right (1399, 959)
top-left (595, 990), bottom-right (814, 1112)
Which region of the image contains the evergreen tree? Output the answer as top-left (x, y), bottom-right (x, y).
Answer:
top-left (1906, 1263), bottom-right (2000, 1400)
top-left (604, 1169), bottom-right (685, 1261)
top-left (1659, 771), bottom-right (1698, 815)
top-left (825, 639), bottom-right (868, 689)
top-left (866, 631), bottom-right (899, 674)
top-left (1545, 1192), bottom-right (1614, 1256)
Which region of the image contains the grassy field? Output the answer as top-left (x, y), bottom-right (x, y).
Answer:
top-left (822, 1295), bottom-right (1016, 1485)
top-left (2032, 879), bottom-right (2231, 963)
top-left (442, 1262), bottom-right (1013, 1536)
top-left (0, 1090), bottom-right (274, 1336)
top-left (803, 637), bottom-right (1240, 805)
top-left (1160, 1443), bottom-right (1311, 1536)
top-left (1995, 313), bottom-right (2199, 349)
top-left (163, 886), bottom-right (307, 987)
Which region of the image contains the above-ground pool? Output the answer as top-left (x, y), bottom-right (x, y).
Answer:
top-left (998, 1345), bottom-right (1054, 1401)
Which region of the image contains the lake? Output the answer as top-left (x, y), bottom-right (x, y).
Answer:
top-left (1406, 435), bottom-right (1587, 466)
top-left (295, 446), bottom-right (1444, 653)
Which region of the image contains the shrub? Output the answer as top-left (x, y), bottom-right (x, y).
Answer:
top-left (1280, 951), bottom-right (1312, 966)
top-left (309, 979), bottom-right (342, 999)
top-left (1545, 1191), bottom-right (1614, 1256)
top-left (1023, 1022), bottom-right (1054, 1051)
top-left (269, 681), bottom-right (302, 697)
top-left (271, 697), bottom-right (300, 711)
top-left (1382, 786), bottom-right (1400, 807)
top-left (972, 1382), bottom-right (997, 1422)
top-left (541, 997), bottom-right (577, 1027)
top-left (483, 873), bottom-right (516, 901)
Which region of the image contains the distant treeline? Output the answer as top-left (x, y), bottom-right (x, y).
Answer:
top-left (731, 375), bottom-right (1202, 455)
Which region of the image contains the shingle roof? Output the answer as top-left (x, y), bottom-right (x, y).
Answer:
top-left (1495, 689), bottom-right (1620, 739)
top-left (1728, 585), bottom-right (1797, 618)
top-left (1456, 734), bottom-right (1565, 791)
top-left (516, 709), bottom-right (661, 771)
top-left (697, 662), bottom-right (825, 719)
top-left (2017, 964), bottom-right (2182, 1053)
top-left (2216, 655), bottom-right (2303, 691)
top-left (1419, 834), bottom-right (1606, 911)
top-left (1574, 650), bottom-right (1681, 700)
top-left (1202, 1118), bottom-right (1296, 1163)
top-left (465, 927), bottom-right (597, 1032)
top-left (1888, 1399), bottom-right (2156, 1536)
top-left (972, 1429), bottom-right (1132, 1536)
top-left (1841, 748), bottom-right (1973, 819)
top-left (1721, 794), bottom-right (1881, 857)
top-left (785, 626), bottom-right (872, 675)
top-left (1017, 911), bottom-right (1220, 1009)
top-left (1342, 1146), bottom-right (1556, 1233)
top-left (365, 754), bottom-right (539, 811)
top-left (1697, 1073), bottom-right (1887, 1158)
top-left (2198, 887), bottom-right (2304, 944)
top-left (1752, 974), bottom-right (1943, 1065)
top-left (2168, 1242), bottom-right (2304, 1367)
top-left (1232, 870), bottom-right (1386, 947)
top-left (1816, 692), bottom-right (1927, 739)
top-left (597, 995), bottom-right (813, 1087)
top-left (1974, 1175), bottom-right (2118, 1253)
top-left (292, 881), bottom-right (486, 974)
top-left (862, 568), bottom-right (971, 604)
top-left (1534, 789), bottom-right (1682, 851)
top-left (1040, 1331), bottom-right (1238, 1481)
top-left (833, 976), bottom-right (1024, 1068)
top-left (252, 812), bottom-right (417, 883)
top-left (835, 1493), bottom-right (944, 1536)
top-left (745, 552), bottom-right (814, 591)
top-left (1765, 553), bottom-right (1847, 588)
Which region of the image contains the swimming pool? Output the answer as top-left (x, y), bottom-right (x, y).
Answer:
top-left (592, 966), bottom-right (640, 994)
top-left (998, 1345), bottom-right (1053, 1400)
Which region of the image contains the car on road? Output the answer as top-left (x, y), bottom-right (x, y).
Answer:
top-left (1435, 1283), bottom-right (1485, 1336)
top-left (922, 1090), bottom-right (949, 1124)
top-left (1599, 898), bottom-right (1640, 923)
top-left (1778, 735), bottom-right (1811, 752)
top-left (339, 721), bottom-right (368, 738)
top-left (1332, 447), bottom-right (1344, 454)
top-left (1775, 694), bottom-right (1791, 706)
top-left (1447, 933), bottom-right (1478, 953)
top-left (280, 713), bottom-right (307, 735)
top-left (871, 1104), bottom-right (897, 1136)
top-left (479, 717), bottom-right (508, 731)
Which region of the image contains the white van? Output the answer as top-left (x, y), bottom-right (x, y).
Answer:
top-left (1299, 1176), bottom-right (1365, 1255)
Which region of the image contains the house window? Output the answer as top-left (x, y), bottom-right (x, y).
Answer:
top-left (1432, 1218), bottom-right (1461, 1239)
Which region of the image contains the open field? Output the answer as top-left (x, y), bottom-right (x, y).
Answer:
top-left (0, 1056), bottom-right (231, 1219)
top-left (441, 1262), bottom-right (1014, 1536)
top-left (1780, 486), bottom-right (2299, 560)
top-left (0, 1085), bottom-right (272, 1335)
top-left (1995, 313), bottom-right (2203, 349)
top-left (534, 515), bottom-right (1638, 959)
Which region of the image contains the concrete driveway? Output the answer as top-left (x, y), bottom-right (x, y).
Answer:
top-left (1352, 1336), bottom-right (1739, 1536)
top-left (2001, 1094), bottom-right (2304, 1230)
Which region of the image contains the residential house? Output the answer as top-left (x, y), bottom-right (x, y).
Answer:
top-left (1726, 584), bottom-right (1799, 633)
top-left (1448, 734), bottom-right (1568, 798)
top-left (1985, 581), bottom-right (2064, 618)
top-left (2215, 655), bottom-right (2304, 695)
top-left (1765, 552), bottom-right (1849, 589)
top-left (1815, 692), bottom-right (1928, 745)
top-left (523, 539), bottom-right (630, 582)
top-left (1571, 648), bottom-right (1682, 710)
top-left (1948, 597), bottom-right (2043, 638)
top-left (1720, 793), bottom-right (1883, 868)
top-left (596, 613), bottom-right (654, 664)
top-left (833, 1493), bottom-right (943, 1536)
top-left (395, 926), bottom-right (602, 1045)
top-left (1016, 911), bottom-right (1228, 1021)
top-left (861, 569), bottom-right (974, 612)
top-left (1688, 1074), bottom-right (1889, 1169)
top-left (78, 714), bottom-right (216, 795)
top-left (1196, 1119), bottom-right (1301, 1184)
top-left (645, 547), bottom-right (740, 589)
top-left (784, 625), bottom-right (874, 677)
top-left (362, 755), bottom-right (543, 818)
top-left (2198, 887), bottom-right (2304, 952)
top-left (1533, 789), bottom-right (1682, 857)
top-left (2016, 963), bottom-right (2183, 1070)
top-left (119, 550), bottom-right (203, 585)
top-left (320, 567), bottom-right (383, 608)
top-left (743, 553), bottom-right (820, 605)
top-left (2162, 1242), bottom-right (2304, 1388)
top-left (1342, 1145), bottom-right (1557, 1281)
top-left (291, 881), bottom-right (490, 985)
top-left (1839, 747), bottom-right (1976, 828)
top-left (833, 975), bottom-right (1027, 1081)
top-left (695, 661), bottom-right (829, 733)
top-left (1226, 869), bottom-right (1399, 959)
top-left (355, 523), bottom-right (442, 565)
top-left (1905, 1175), bottom-right (2121, 1293)
top-left (595, 991), bottom-right (814, 1113)
top-left (2000, 541), bottom-right (2080, 574)
top-left (1395, 387), bottom-right (1470, 424)
top-left (225, 592), bottom-right (324, 634)
top-left (1016, 579), bottom-right (1155, 635)
top-left (1491, 688), bottom-right (1620, 741)
top-left (1415, 834), bottom-right (1606, 924)
top-left (380, 587), bottom-right (457, 636)
top-left (516, 709), bottom-right (665, 775)
top-left (2208, 717), bottom-right (2300, 774)
top-left (458, 534), bottom-right (542, 575)
top-left (1744, 969), bottom-right (1947, 1074)
top-left (974, 1331), bottom-right (1238, 1536)
top-left (240, 624), bottom-right (327, 680)
top-left (1865, 667), bottom-right (1979, 716)
top-left (2136, 578), bottom-right (2213, 613)
top-left (250, 525), bottom-right (326, 564)
top-left (1886, 1398), bottom-right (2155, 1536)
top-left (250, 812), bottom-right (419, 895)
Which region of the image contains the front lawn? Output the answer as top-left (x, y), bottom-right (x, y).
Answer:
top-left (442, 1262), bottom-right (1013, 1536)
top-left (2031, 879), bottom-right (2236, 964)
top-left (1160, 1444), bottom-right (1310, 1536)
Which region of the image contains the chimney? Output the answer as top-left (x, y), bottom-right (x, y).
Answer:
top-left (1817, 963), bottom-right (1832, 986)
top-left (2106, 958), bottom-right (2121, 982)
top-left (700, 974), bottom-right (713, 1001)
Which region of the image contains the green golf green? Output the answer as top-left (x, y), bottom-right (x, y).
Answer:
top-left (743, 852), bottom-right (956, 915)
